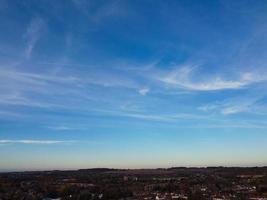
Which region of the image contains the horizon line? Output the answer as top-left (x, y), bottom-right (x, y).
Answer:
top-left (1, 165), bottom-right (267, 173)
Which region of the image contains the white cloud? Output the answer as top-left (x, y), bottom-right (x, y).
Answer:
top-left (47, 125), bottom-right (82, 131)
top-left (0, 110), bottom-right (23, 118)
top-left (198, 103), bottom-right (249, 115)
top-left (0, 140), bottom-right (75, 144)
top-left (94, 108), bottom-right (209, 122)
top-left (198, 104), bottom-right (218, 112)
top-left (72, 0), bottom-right (127, 24)
top-left (158, 66), bottom-right (267, 91)
top-left (0, 93), bottom-right (57, 108)
top-left (198, 94), bottom-right (262, 115)
top-left (221, 106), bottom-right (249, 115)
top-left (138, 87), bottom-right (150, 95)
top-left (23, 17), bottom-right (45, 59)
top-left (0, 67), bottom-right (138, 110)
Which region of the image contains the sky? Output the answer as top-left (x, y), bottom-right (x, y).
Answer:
top-left (1, 0), bottom-right (267, 171)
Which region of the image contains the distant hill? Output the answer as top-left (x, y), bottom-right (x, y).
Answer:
top-left (78, 168), bottom-right (119, 173)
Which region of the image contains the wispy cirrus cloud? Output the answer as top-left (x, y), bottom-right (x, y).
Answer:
top-left (0, 66), bottom-right (138, 110)
top-left (198, 94), bottom-right (264, 115)
top-left (23, 17), bottom-right (45, 59)
top-left (0, 93), bottom-right (58, 108)
top-left (72, 0), bottom-right (127, 24)
top-left (157, 66), bottom-right (267, 91)
top-left (0, 110), bottom-right (24, 118)
top-left (199, 103), bottom-right (250, 115)
top-left (92, 108), bottom-right (209, 122)
top-left (0, 140), bottom-right (75, 145)
top-left (0, 65), bottom-right (138, 92)
top-left (47, 125), bottom-right (84, 131)
top-left (138, 87), bottom-right (150, 96)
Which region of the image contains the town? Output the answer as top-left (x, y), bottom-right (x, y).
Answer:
top-left (1, 167), bottom-right (267, 200)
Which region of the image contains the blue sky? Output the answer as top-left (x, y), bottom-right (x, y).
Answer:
top-left (1, 0), bottom-right (267, 171)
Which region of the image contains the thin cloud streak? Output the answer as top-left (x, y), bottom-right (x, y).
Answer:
top-left (0, 140), bottom-right (75, 144)
top-left (47, 125), bottom-right (84, 131)
top-left (92, 108), bottom-right (210, 122)
top-left (23, 17), bottom-right (45, 59)
top-left (198, 94), bottom-right (264, 115)
top-left (0, 67), bottom-right (138, 110)
top-left (138, 87), bottom-right (150, 96)
top-left (157, 66), bottom-right (267, 91)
